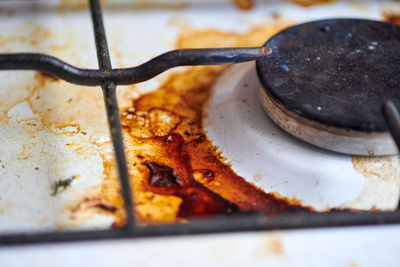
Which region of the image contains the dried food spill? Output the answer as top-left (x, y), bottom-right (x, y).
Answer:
top-left (100, 12), bottom-right (399, 226)
top-left (94, 21), bottom-right (333, 227)
top-left (286, 0), bottom-right (336, 7)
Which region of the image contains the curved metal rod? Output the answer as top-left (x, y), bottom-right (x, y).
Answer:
top-left (383, 101), bottom-right (400, 152)
top-left (0, 47), bottom-right (270, 86)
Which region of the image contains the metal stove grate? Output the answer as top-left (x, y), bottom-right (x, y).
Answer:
top-left (1, 0), bottom-right (400, 246)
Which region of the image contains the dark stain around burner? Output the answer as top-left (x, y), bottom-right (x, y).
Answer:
top-left (184, 130), bottom-right (195, 136)
top-left (194, 135), bottom-right (206, 143)
top-left (145, 161), bottom-right (182, 187)
top-left (142, 134), bottom-right (239, 218)
top-left (144, 160), bottom-right (239, 217)
top-left (383, 12), bottom-right (400, 25)
top-left (120, 64), bottom-right (323, 225)
top-left (175, 185), bottom-right (239, 217)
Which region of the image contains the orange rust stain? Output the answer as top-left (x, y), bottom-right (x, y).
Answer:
top-left (30, 40), bottom-right (39, 47)
top-left (134, 1), bottom-right (188, 10)
top-left (96, 22), bottom-right (318, 227)
top-left (176, 22), bottom-right (292, 49)
top-left (0, 25), bottom-right (51, 49)
top-left (383, 11), bottom-right (400, 25)
top-left (27, 71), bottom-right (108, 137)
top-left (50, 124), bottom-right (81, 136)
top-left (268, 237), bottom-right (283, 255)
top-left (253, 235), bottom-right (284, 256)
top-left (352, 157), bottom-right (398, 183)
top-left (51, 43), bottom-right (71, 52)
top-left (231, 0), bottom-right (255, 10)
top-left (346, 156), bottom-right (400, 210)
top-left (285, 0), bottom-right (336, 7)
top-left (29, 25), bottom-right (52, 41)
top-left (57, 0), bottom-right (88, 12)
top-left (269, 192), bottom-right (313, 208)
top-left (99, 156), bottom-right (126, 226)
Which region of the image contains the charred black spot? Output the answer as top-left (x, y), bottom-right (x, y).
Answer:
top-left (184, 130), bottom-right (195, 136)
top-left (194, 135), bottom-right (206, 143)
top-left (145, 161), bottom-right (182, 187)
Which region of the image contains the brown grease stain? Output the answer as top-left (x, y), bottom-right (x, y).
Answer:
top-left (0, 25), bottom-right (51, 48)
top-left (252, 235), bottom-right (284, 256)
top-left (146, 161), bottom-right (183, 187)
top-left (73, 197), bottom-right (117, 213)
top-left (268, 237), bottom-right (283, 255)
top-left (57, 0), bottom-right (88, 12)
top-left (285, 0), bottom-right (336, 7)
top-left (383, 11), bottom-right (400, 25)
top-left (58, 0), bottom-right (187, 12)
top-left (141, 135), bottom-right (239, 218)
top-left (133, 1), bottom-right (187, 10)
top-left (96, 22), bottom-right (320, 227)
top-left (176, 23), bottom-right (292, 49)
top-left (347, 157), bottom-right (400, 209)
top-left (231, 0), bottom-right (254, 10)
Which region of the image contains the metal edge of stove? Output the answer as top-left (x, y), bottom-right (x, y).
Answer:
top-left (0, 0), bottom-right (400, 246)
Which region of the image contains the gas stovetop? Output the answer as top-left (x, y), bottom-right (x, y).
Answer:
top-left (0, 1), bottom-right (400, 265)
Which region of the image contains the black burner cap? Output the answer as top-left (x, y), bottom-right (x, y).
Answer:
top-left (256, 19), bottom-right (400, 132)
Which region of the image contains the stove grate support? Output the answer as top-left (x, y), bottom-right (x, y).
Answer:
top-left (0, 0), bottom-right (400, 246)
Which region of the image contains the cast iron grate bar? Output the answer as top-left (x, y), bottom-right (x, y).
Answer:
top-left (88, 0), bottom-right (135, 230)
top-left (0, 0), bottom-right (400, 246)
top-left (1, 211), bottom-right (400, 245)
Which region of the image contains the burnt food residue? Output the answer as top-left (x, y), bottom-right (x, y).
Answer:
top-left (98, 22), bottom-right (319, 227)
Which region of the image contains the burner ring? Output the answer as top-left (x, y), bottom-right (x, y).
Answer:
top-left (256, 19), bottom-right (400, 155)
top-left (259, 87), bottom-right (396, 156)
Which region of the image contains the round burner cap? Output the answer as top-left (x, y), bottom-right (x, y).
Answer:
top-left (256, 19), bottom-right (400, 133)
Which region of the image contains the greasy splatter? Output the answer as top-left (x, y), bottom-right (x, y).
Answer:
top-left (347, 157), bottom-right (400, 210)
top-left (95, 21), bottom-right (321, 227)
top-left (383, 11), bottom-right (400, 25)
top-left (252, 234), bottom-right (284, 256)
top-left (231, 0), bottom-right (255, 10)
top-left (286, 0), bottom-right (336, 7)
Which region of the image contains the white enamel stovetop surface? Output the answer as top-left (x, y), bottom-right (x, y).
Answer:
top-left (1, 0), bottom-right (400, 266)
top-left (206, 63), bottom-right (399, 211)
